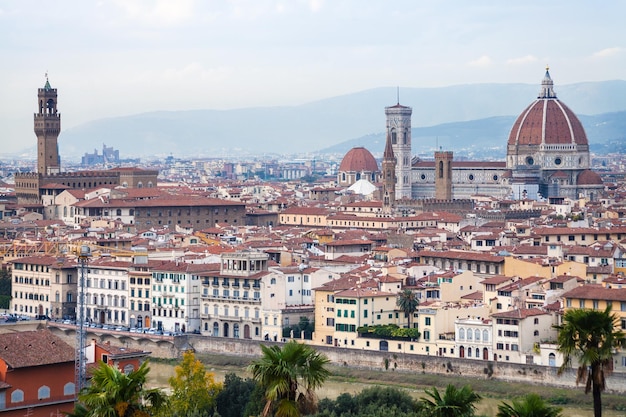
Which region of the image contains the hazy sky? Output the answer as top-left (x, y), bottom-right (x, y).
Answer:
top-left (1, 0), bottom-right (625, 153)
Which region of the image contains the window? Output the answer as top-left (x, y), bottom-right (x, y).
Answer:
top-left (425, 317), bottom-right (431, 325)
top-left (38, 386), bottom-right (50, 400)
top-left (423, 330), bottom-right (430, 340)
top-left (459, 328), bottom-right (465, 341)
top-left (11, 389), bottom-right (24, 403)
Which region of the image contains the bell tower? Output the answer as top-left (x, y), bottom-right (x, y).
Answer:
top-left (384, 101), bottom-right (412, 200)
top-left (435, 150), bottom-right (453, 200)
top-left (382, 132), bottom-right (396, 214)
top-left (35, 75), bottom-right (61, 174)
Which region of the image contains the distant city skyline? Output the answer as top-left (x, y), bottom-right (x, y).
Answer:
top-left (1, 0), bottom-right (625, 153)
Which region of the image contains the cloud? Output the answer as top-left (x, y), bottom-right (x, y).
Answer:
top-left (506, 55), bottom-right (538, 65)
top-left (110, 0), bottom-right (194, 26)
top-left (467, 55), bottom-right (492, 67)
top-left (308, 0), bottom-right (324, 12)
top-left (592, 47), bottom-right (623, 58)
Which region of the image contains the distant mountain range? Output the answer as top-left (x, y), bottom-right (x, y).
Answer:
top-left (51, 80), bottom-right (626, 160)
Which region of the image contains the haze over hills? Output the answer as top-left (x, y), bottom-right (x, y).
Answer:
top-left (42, 80), bottom-right (626, 160)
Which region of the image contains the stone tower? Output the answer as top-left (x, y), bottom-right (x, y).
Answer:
top-left (35, 76), bottom-right (61, 174)
top-left (382, 132), bottom-right (396, 214)
top-left (384, 102), bottom-right (412, 200)
top-left (435, 151), bottom-right (453, 200)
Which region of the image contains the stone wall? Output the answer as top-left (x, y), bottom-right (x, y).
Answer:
top-left (46, 325), bottom-right (626, 393)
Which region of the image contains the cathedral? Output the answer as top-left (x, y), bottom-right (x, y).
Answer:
top-left (338, 68), bottom-right (604, 203)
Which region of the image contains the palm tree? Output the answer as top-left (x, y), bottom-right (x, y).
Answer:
top-left (420, 384), bottom-right (481, 417)
top-left (397, 289), bottom-right (419, 329)
top-left (77, 360), bottom-right (167, 417)
top-left (496, 393), bottom-right (563, 417)
top-left (554, 306), bottom-right (626, 417)
top-left (248, 340), bottom-right (331, 417)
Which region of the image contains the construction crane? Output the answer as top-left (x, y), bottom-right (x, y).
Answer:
top-left (75, 245), bottom-right (90, 396)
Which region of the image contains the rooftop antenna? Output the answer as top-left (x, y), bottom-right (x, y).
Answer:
top-left (397, 86), bottom-right (400, 104)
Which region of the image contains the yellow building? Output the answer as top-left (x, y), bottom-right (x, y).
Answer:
top-left (561, 285), bottom-right (626, 372)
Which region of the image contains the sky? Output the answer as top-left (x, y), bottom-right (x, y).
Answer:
top-left (1, 0), bottom-right (625, 154)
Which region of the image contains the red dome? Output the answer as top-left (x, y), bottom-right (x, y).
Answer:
top-left (339, 147), bottom-right (378, 172)
top-left (508, 69), bottom-right (588, 147)
top-left (577, 169), bottom-right (603, 186)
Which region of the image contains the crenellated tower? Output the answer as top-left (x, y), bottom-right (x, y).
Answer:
top-left (35, 75), bottom-right (61, 174)
top-left (384, 102), bottom-right (412, 200)
top-left (382, 132), bottom-right (396, 213)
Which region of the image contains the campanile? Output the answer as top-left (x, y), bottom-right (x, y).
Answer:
top-left (35, 76), bottom-right (61, 174)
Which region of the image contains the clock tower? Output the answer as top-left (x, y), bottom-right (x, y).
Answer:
top-left (35, 75), bottom-right (61, 174)
top-left (384, 102), bottom-right (412, 200)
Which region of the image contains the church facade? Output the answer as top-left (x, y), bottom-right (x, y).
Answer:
top-left (390, 68), bottom-right (603, 202)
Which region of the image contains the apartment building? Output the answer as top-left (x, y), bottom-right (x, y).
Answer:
top-left (85, 258), bottom-right (131, 325)
top-left (10, 256), bottom-right (77, 319)
top-left (491, 308), bottom-right (557, 364)
top-left (199, 251), bottom-right (269, 339)
top-left (151, 260), bottom-right (203, 333)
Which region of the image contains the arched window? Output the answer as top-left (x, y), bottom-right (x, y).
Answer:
top-left (64, 382), bottom-right (75, 396)
top-left (476, 348), bottom-right (480, 358)
top-left (213, 322), bottom-right (219, 337)
top-left (467, 348), bottom-right (472, 357)
top-left (234, 323), bottom-right (240, 338)
top-left (467, 329), bottom-right (473, 341)
top-left (123, 364), bottom-right (135, 375)
top-left (403, 129), bottom-right (408, 144)
top-left (341, 172), bottom-right (346, 182)
top-left (439, 161), bottom-right (444, 178)
top-left (11, 389), bottom-right (24, 403)
top-left (116, 209), bottom-right (122, 216)
top-left (38, 386), bottom-right (50, 400)
top-left (391, 128), bottom-right (397, 144)
top-left (548, 353), bottom-right (556, 367)
top-left (482, 329), bottom-right (489, 342)
top-left (458, 328), bottom-right (465, 341)
top-left (475, 329), bottom-right (480, 341)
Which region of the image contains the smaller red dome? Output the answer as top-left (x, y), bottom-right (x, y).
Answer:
top-left (577, 170), bottom-right (603, 186)
top-left (339, 147), bottom-right (378, 172)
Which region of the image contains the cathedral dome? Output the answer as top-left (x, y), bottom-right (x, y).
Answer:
top-left (339, 147), bottom-right (379, 172)
top-left (507, 69), bottom-right (588, 147)
top-left (577, 169), bottom-right (603, 186)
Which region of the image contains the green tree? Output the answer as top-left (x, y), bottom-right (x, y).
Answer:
top-left (0, 268), bottom-right (11, 310)
top-left (77, 360), bottom-right (167, 417)
top-left (215, 372), bottom-right (259, 417)
top-left (316, 386), bottom-right (423, 417)
top-left (554, 306), bottom-right (626, 417)
top-left (420, 384), bottom-right (481, 417)
top-left (496, 393), bottom-right (563, 417)
top-left (167, 350), bottom-right (223, 417)
top-left (396, 289), bottom-right (419, 329)
top-left (248, 341), bottom-right (331, 417)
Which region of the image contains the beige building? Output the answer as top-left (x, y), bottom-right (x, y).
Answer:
top-left (10, 255), bottom-right (77, 320)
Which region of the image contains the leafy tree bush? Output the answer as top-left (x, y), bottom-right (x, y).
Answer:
top-left (283, 316), bottom-right (315, 340)
top-left (215, 373), bottom-right (259, 417)
top-left (357, 324), bottom-right (420, 340)
top-left (314, 386), bottom-right (423, 417)
top-left (167, 350), bottom-right (223, 417)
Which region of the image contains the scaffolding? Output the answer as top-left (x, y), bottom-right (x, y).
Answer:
top-left (75, 245), bottom-right (90, 396)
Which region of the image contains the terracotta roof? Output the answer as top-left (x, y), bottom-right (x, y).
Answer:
top-left (338, 147), bottom-right (379, 173)
top-left (491, 308), bottom-right (549, 319)
top-left (577, 170), bottom-right (604, 186)
top-left (507, 71), bottom-right (587, 147)
top-left (562, 285), bottom-right (626, 301)
top-left (0, 329), bottom-right (75, 368)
